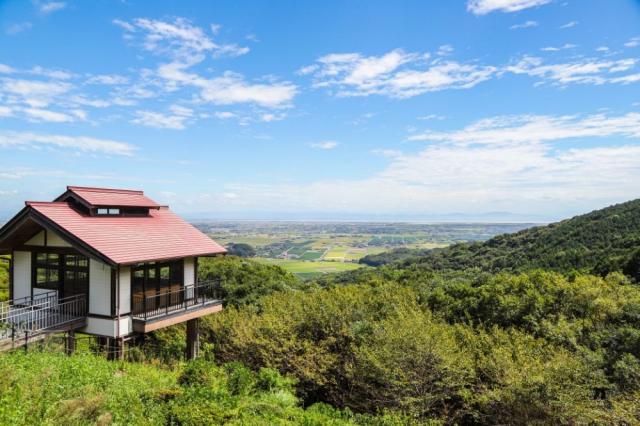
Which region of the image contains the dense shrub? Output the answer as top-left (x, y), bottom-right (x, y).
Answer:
top-left (202, 276), bottom-right (640, 424)
top-left (0, 352), bottom-right (421, 425)
top-left (198, 255), bottom-right (303, 307)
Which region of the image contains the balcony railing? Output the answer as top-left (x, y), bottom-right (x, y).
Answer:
top-left (0, 292), bottom-right (87, 343)
top-left (131, 280), bottom-right (224, 321)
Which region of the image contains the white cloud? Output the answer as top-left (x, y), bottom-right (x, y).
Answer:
top-left (85, 74), bottom-right (129, 85)
top-left (260, 113), bottom-right (286, 122)
top-left (196, 72), bottom-right (296, 107)
top-left (115, 18), bottom-right (294, 109)
top-left (559, 21), bottom-right (578, 29)
top-left (29, 66), bottom-right (75, 80)
top-left (305, 49), bottom-right (496, 98)
top-left (418, 114), bottom-right (447, 121)
top-left (506, 56), bottom-right (638, 86)
top-left (310, 141), bottom-right (339, 150)
top-left (114, 17), bottom-right (249, 59)
top-left (437, 44), bottom-right (454, 56)
top-left (0, 106), bottom-right (13, 117)
top-left (214, 111), bottom-right (236, 119)
top-left (625, 37), bottom-right (640, 48)
top-left (209, 111), bottom-right (640, 217)
top-left (540, 43), bottom-right (577, 52)
top-left (131, 109), bottom-right (191, 130)
top-left (5, 22), bottom-right (32, 35)
top-left (1, 78), bottom-right (72, 107)
top-left (408, 113), bottom-right (640, 145)
top-left (38, 2), bottom-right (66, 14)
top-left (510, 20), bottom-right (538, 30)
top-left (0, 64), bottom-right (15, 74)
top-left (467, 0), bottom-right (551, 15)
top-left (23, 107), bottom-right (74, 123)
top-left (0, 132), bottom-right (135, 156)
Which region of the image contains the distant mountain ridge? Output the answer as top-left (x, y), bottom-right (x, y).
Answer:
top-left (361, 198), bottom-right (640, 277)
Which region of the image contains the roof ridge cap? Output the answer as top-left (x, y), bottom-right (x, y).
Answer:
top-left (67, 186), bottom-right (144, 195)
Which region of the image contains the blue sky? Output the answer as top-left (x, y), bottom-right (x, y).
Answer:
top-left (0, 0), bottom-right (639, 221)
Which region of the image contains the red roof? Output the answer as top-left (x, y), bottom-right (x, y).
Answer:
top-left (24, 196), bottom-right (226, 265)
top-left (63, 186), bottom-right (161, 208)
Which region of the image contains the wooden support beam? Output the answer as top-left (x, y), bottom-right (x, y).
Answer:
top-left (186, 318), bottom-right (200, 360)
top-left (107, 337), bottom-right (124, 361)
top-left (65, 331), bottom-right (76, 355)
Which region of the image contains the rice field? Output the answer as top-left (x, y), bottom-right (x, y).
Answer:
top-left (255, 258), bottom-right (364, 279)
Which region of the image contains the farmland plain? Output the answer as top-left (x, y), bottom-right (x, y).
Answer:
top-left (195, 221), bottom-right (535, 279)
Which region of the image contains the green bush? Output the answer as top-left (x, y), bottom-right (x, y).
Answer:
top-left (198, 256), bottom-right (303, 307)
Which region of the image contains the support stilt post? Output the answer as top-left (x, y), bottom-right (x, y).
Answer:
top-left (107, 337), bottom-right (124, 361)
top-left (65, 331), bottom-right (75, 355)
top-left (186, 318), bottom-right (200, 360)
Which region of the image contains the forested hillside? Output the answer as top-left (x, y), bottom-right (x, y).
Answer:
top-left (361, 199), bottom-right (640, 278)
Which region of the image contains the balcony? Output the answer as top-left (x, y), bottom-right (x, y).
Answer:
top-left (0, 290), bottom-right (87, 351)
top-left (131, 280), bottom-right (224, 332)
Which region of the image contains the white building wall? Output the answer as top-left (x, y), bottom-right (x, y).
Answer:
top-left (25, 232), bottom-right (44, 246)
top-left (12, 251), bottom-right (31, 300)
top-left (89, 259), bottom-right (111, 316)
top-left (118, 266), bottom-right (131, 315)
top-left (25, 230), bottom-right (71, 247)
top-left (184, 257), bottom-right (195, 287)
top-left (47, 231), bottom-right (71, 247)
top-left (81, 316), bottom-right (132, 338)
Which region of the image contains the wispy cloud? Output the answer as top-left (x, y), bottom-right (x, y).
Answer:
top-left (0, 77), bottom-right (72, 107)
top-left (38, 2), bottom-right (67, 14)
top-left (131, 105), bottom-right (193, 130)
top-left (506, 56), bottom-right (638, 86)
top-left (217, 112), bottom-right (640, 216)
top-left (0, 132), bottom-right (135, 156)
top-left (85, 74), bottom-right (129, 85)
top-left (303, 49), bottom-right (496, 98)
top-left (559, 21), bottom-right (578, 29)
top-left (539, 44), bottom-right (577, 52)
top-left (310, 141), bottom-right (339, 150)
top-left (625, 37), bottom-right (640, 48)
top-left (408, 113), bottom-right (640, 145)
top-left (114, 17), bottom-right (296, 109)
top-left (5, 22), bottom-right (32, 35)
top-left (113, 17), bottom-right (249, 59)
top-left (467, 0), bottom-right (551, 15)
top-left (510, 20), bottom-right (538, 30)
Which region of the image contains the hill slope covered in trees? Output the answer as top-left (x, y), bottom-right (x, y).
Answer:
top-left (361, 199), bottom-right (640, 278)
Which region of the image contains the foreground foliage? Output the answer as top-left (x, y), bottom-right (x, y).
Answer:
top-left (0, 352), bottom-right (422, 425)
top-left (200, 272), bottom-right (640, 424)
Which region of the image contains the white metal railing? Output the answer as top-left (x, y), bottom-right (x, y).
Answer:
top-left (0, 292), bottom-right (86, 343)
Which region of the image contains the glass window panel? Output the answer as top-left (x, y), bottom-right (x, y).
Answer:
top-left (37, 253), bottom-right (46, 263)
top-left (160, 266), bottom-right (170, 280)
top-left (48, 254), bottom-right (59, 267)
top-left (36, 268), bottom-right (47, 284)
top-left (78, 272), bottom-right (88, 281)
top-left (97, 208), bottom-right (108, 215)
top-left (78, 258), bottom-right (88, 268)
top-left (148, 268), bottom-right (156, 279)
top-left (108, 208), bottom-right (120, 215)
top-left (49, 269), bottom-right (59, 282)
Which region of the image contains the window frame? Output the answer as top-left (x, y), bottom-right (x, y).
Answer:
top-left (33, 252), bottom-right (61, 290)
